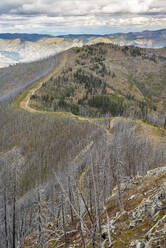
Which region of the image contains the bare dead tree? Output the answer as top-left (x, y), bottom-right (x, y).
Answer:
top-left (61, 193), bottom-right (68, 247)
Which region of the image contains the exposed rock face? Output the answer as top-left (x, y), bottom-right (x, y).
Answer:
top-left (100, 167), bottom-right (166, 248)
top-left (130, 240), bottom-right (145, 248)
top-left (147, 166), bottom-right (166, 177)
top-left (19, 165), bottom-right (166, 248)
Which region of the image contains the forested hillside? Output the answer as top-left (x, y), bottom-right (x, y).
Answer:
top-left (30, 43), bottom-right (166, 127)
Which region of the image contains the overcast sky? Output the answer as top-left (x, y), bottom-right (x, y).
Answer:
top-left (0, 0), bottom-right (166, 35)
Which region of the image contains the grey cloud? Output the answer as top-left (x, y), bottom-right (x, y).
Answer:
top-left (0, 0), bottom-right (155, 16)
top-left (0, 0), bottom-right (165, 33)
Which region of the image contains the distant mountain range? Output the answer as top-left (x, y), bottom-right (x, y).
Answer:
top-left (0, 28), bottom-right (166, 68)
top-left (0, 33), bottom-right (53, 41)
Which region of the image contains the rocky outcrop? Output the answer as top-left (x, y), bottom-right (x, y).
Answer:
top-left (101, 167), bottom-right (166, 248)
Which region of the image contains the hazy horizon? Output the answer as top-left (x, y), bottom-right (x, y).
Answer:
top-left (0, 0), bottom-right (166, 35)
top-left (0, 27), bottom-right (165, 37)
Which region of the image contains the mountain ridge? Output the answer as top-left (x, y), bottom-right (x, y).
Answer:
top-left (0, 28), bottom-right (166, 68)
top-left (1, 28), bottom-right (166, 40)
top-left (0, 33), bottom-right (54, 41)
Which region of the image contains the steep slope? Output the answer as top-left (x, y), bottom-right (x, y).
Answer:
top-left (20, 166), bottom-right (166, 248)
top-left (1, 102), bottom-right (166, 247)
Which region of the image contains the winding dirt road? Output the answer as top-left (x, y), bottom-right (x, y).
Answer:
top-left (20, 53), bottom-right (67, 113)
top-left (17, 51), bottom-right (112, 139)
